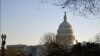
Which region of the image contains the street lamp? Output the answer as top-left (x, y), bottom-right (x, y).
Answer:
top-left (1, 34), bottom-right (6, 56)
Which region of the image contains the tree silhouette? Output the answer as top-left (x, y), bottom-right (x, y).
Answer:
top-left (71, 42), bottom-right (100, 56)
top-left (39, 32), bottom-right (68, 56)
top-left (40, 33), bottom-right (100, 56)
top-left (94, 33), bottom-right (100, 43)
top-left (41, 0), bottom-right (100, 16)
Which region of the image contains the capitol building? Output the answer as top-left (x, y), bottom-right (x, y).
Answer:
top-left (56, 12), bottom-right (75, 48)
top-left (1, 12), bottom-right (75, 56)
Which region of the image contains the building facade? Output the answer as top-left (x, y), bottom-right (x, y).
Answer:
top-left (5, 45), bottom-right (39, 56)
top-left (6, 45), bottom-right (26, 56)
top-left (23, 46), bottom-right (38, 56)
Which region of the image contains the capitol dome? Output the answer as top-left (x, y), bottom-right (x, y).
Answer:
top-left (56, 12), bottom-right (75, 46)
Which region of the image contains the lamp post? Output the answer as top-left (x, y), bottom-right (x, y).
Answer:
top-left (1, 34), bottom-right (6, 56)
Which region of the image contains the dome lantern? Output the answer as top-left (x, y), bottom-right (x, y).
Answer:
top-left (64, 12), bottom-right (67, 22)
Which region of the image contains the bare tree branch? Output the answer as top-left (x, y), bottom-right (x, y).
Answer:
top-left (39, 32), bottom-right (69, 56)
top-left (94, 32), bottom-right (100, 43)
top-left (41, 0), bottom-right (100, 16)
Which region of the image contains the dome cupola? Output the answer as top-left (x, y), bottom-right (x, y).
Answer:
top-left (56, 12), bottom-right (75, 46)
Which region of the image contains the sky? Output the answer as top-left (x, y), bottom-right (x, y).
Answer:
top-left (1, 0), bottom-right (100, 46)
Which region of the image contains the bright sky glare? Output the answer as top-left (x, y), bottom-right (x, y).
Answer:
top-left (1, 0), bottom-right (100, 45)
